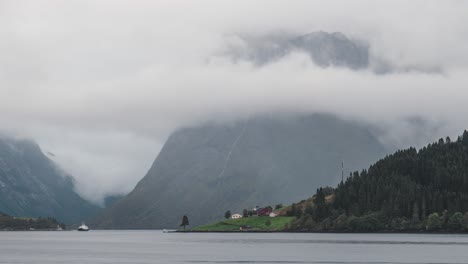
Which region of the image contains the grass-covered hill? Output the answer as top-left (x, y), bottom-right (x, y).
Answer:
top-left (191, 216), bottom-right (295, 232)
top-left (286, 131), bottom-right (468, 232)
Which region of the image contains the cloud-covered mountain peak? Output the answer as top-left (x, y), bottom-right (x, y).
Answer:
top-left (291, 31), bottom-right (369, 69)
top-left (225, 31), bottom-right (369, 70)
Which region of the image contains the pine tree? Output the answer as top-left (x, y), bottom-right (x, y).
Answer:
top-left (224, 210), bottom-right (231, 219)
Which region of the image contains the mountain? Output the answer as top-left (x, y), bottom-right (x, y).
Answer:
top-left (229, 31), bottom-right (369, 70)
top-left (0, 136), bottom-right (99, 224)
top-left (93, 114), bottom-right (389, 229)
top-left (288, 132), bottom-right (468, 232)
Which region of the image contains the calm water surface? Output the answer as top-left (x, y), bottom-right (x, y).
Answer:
top-left (1, 231), bottom-right (468, 264)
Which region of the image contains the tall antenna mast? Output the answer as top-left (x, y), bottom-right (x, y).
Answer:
top-left (341, 160), bottom-right (344, 183)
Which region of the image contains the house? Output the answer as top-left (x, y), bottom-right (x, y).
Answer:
top-left (231, 213), bottom-right (243, 219)
top-left (256, 207), bottom-right (272, 216)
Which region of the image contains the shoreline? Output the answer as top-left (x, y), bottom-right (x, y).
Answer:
top-left (174, 230), bottom-right (468, 234)
top-left (4, 229), bottom-right (466, 234)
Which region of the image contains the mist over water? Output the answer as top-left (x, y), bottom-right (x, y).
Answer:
top-left (1, 231), bottom-right (468, 264)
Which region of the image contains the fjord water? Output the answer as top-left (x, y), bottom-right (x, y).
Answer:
top-left (1, 231), bottom-right (468, 264)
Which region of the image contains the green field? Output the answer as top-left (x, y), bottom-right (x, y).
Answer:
top-left (191, 216), bottom-right (295, 231)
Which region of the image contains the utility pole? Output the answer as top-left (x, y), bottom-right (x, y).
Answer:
top-left (341, 160), bottom-right (344, 183)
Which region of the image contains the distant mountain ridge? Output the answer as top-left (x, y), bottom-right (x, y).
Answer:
top-left (0, 136), bottom-right (99, 224)
top-left (92, 114), bottom-right (390, 229)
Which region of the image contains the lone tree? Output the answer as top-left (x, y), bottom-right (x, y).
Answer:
top-left (180, 215), bottom-right (189, 231)
top-left (224, 210), bottom-right (232, 219)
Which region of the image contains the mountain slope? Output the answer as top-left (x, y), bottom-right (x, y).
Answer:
top-left (93, 114), bottom-right (389, 229)
top-left (0, 137), bottom-right (99, 224)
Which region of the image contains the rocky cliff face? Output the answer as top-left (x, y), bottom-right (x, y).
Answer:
top-left (0, 137), bottom-right (99, 224)
top-left (93, 114), bottom-right (390, 229)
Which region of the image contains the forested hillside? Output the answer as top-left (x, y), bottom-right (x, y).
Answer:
top-left (289, 131), bottom-right (468, 232)
top-left (0, 211), bottom-right (65, 231)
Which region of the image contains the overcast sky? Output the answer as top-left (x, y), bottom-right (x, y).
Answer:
top-left (1, 0), bottom-right (467, 205)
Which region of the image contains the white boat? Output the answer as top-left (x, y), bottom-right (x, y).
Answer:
top-left (77, 223), bottom-right (89, 231)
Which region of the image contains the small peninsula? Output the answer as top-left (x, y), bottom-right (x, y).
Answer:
top-left (192, 216), bottom-right (295, 232)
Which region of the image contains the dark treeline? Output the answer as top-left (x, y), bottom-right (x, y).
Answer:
top-left (0, 212), bottom-right (65, 231)
top-left (289, 131), bottom-right (468, 232)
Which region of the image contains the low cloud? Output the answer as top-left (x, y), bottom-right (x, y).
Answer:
top-left (1, 0), bottom-right (467, 203)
